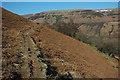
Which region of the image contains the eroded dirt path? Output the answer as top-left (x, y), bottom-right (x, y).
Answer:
top-left (30, 26), bottom-right (118, 78)
top-left (20, 31), bottom-right (47, 78)
top-left (2, 8), bottom-right (118, 79)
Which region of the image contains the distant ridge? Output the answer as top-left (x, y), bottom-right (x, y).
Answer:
top-left (2, 8), bottom-right (118, 79)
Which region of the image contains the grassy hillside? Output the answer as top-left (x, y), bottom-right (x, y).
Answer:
top-left (23, 8), bottom-right (119, 59)
top-left (2, 8), bottom-right (118, 79)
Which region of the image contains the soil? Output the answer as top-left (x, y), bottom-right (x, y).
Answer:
top-left (2, 8), bottom-right (118, 79)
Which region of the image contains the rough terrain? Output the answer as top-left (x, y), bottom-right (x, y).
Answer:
top-left (23, 8), bottom-right (119, 58)
top-left (2, 8), bottom-right (118, 79)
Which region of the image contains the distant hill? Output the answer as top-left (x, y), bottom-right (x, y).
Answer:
top-left (2, 8), bottom-right (118, 79)
top-left (23, 8), bottom-right (119, 58)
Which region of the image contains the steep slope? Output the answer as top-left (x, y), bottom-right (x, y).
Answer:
top-left (2, 8), bottom-right (47, 78)
top-left (2, 8), bottom-right (118, 79)
top-left (23, 8), bottom-right (119, 59)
